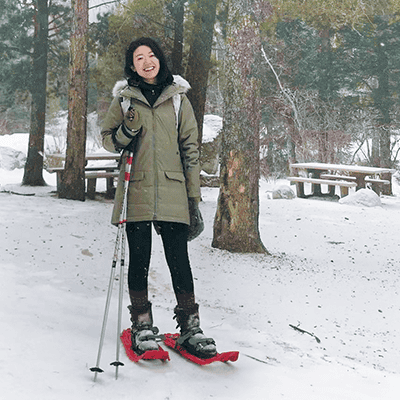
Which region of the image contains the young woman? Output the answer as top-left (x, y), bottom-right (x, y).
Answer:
top-left (101, 37), bottom-right (216, 359)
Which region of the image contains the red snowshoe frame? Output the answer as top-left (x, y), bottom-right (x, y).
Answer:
top-left (120, 329), bottom-right (170, 362)
top-left (163, 333), bottom-right (239, 365)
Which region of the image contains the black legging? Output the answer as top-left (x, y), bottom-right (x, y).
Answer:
top-left (126, 221), bottom-right (194, 296)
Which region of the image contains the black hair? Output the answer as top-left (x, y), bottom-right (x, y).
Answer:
top-left (124, 37), bottom-right (173, 87)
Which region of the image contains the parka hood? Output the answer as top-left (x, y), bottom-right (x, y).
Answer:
top-left (112, 75), bottom-right (191, 98)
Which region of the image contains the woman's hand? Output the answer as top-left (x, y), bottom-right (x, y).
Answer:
top-left (126, 107), bottom-right (136, 121)
top-left (187, 198), bottom-right (204, 241)
top-left (124, 107), bottom-right (141, 131)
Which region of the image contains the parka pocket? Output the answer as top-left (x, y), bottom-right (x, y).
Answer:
top-left (164, 171), bottom-right (185, 183)
top-left (159, 171), bottom-right (188, 219)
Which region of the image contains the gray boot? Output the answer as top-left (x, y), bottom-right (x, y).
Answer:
top-left (128, 301), bottom-right (159, 354)
top-left (174, 303), bottom-right (217, 359)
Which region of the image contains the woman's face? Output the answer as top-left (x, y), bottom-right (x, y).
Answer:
top-left (132, 45), bottom-right (160, 84)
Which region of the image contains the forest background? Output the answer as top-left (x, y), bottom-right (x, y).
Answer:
top-left (2, 0), bottom-right (400, 251)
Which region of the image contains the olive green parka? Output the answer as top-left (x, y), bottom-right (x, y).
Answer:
top-left (101, 76), bottom-right (201, 226)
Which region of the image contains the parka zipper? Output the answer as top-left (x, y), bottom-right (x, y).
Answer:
top-left (152, 108), bottom-right (158, 220)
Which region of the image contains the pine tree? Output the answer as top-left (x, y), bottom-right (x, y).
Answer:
top-left (22, 0), bottom-right (49, 186)
top-left (340, 18), bottom-right (400, 193)
top-left (269, 0), bottom-right (400, 179)
top-left (274, 19), bottom-right (352, 163)
top-left (168, 0), bottom-right (185, 75)
top-left (212, 0), bottom-right (268, 253)
top-left (1, 0), bottom-right (71, 184)
top-left (185, 0), bottom-right (218, 143)
top-left (58, 0), bottom-right (88, 200)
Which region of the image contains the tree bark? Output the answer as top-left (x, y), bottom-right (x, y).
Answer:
top-left (212, 2), bottom-right (267, 254)
top-left (22, 0), bottom-right (48, 186)
top-left (185, 0), bottom-right (218, 144)
top-left (170, 0), bottom-right (185, 75)
top-left (58, 0), bottom-right (88, 201)
top-left (375, 38), bottom-right (392, 194)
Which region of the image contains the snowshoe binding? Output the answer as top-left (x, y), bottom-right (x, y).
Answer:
top-left (120, 329), bottom-right (169, 362)
top-left (162, 333), bottom-right (239, 365)
top-left (121, 302), bottom-right (169, 362)
top-left (173, 304), bottom-right (217, 358)
top-left (163, 303), bottom-right (238, 364)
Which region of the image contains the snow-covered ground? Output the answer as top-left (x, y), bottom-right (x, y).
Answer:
top-left (1, 132), bottom-right (400, 399)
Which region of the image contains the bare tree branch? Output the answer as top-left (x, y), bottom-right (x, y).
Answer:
top-left (89, 0), bottom-right (118, 10)
top-left (261, 45), bottom-right (302, 131)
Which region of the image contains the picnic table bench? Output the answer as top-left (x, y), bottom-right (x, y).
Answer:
top-left (45, 153), bottom-right (121, 199)
top-left (289, 162), bottom-right (394, 198)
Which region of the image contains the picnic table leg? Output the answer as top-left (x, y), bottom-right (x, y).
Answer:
top-left (328, 184), bottom-right (335, 196)
top-left (106, 176), bottom-right (116, 199)
top-left (296, 182), bottom-right (305, 198)
top-left (340, 186), bottom-right (349, 197)
top-left (87, 178), bottom-right (97, 200)
top-left (309, 169), bottom-right (322, 196)
top-left (352, 173), bottom-right (366, 191)
top-left (311, 182), bottom-right (322, 196)
top-left (369, 181), bottom-right (380, 195)
top-left (56, 170), bottom-right (64, 193)
top-left (381, 172), bottom-right (392, 195)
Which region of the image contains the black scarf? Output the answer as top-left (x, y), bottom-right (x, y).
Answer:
top-left (139, 80), bottom-right (165, 107)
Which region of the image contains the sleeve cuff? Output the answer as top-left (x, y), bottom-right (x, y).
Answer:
top-left (114, 125), bottom-right (141, 147)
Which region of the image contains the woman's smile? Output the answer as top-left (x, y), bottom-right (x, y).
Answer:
top-left (133, 45), bottom-right (160, 84)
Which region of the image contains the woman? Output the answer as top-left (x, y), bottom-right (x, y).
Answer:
top-left (101, 37), bottom-right (216, 359)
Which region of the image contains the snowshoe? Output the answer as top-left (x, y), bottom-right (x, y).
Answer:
top-left (121, 329), bottom-right (170, 362)
top-left (176, 327), bottom-right (217, 359)
top-left (163, 333), bottom-right (239, 365)
top-left (167, 303), bottom-right (238, 364)
top-left (123, 301), bottom-right (169, 362)
top-left (173, 303), bottom-right (217, 358)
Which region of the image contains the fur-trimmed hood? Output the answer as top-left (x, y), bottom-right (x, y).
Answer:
top-left (112, 75), bottom-right (191, 98)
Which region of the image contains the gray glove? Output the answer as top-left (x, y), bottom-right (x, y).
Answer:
top-left (187, 198), bottom-right (204, 241)
top-left (123, 107), bottom-right (141, 131)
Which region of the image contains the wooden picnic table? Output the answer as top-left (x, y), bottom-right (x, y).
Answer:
top-left (289, 162), bottom-right (394, 198)
top-left (47, 152), bottom-right (120, 162)
top-left (46, 152), bottom-right (121, 199)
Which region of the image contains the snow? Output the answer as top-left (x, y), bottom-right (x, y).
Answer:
top-left (1, 134), bottom-right (400, 399)
top-left (202, 115), bottom-right (222, 143)
top-left (339, 188), bottom-right (382, 207)
top-left (0, 146), bottom-right (26, 170)
top-left (88, 0), bottom-right (115, 23)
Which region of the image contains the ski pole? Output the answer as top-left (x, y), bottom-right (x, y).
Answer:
top-left (90, 151), bottom-right (133, 381)
top-left (110, 223), bottom-right (126, 379)
top-left (111, 151), bottom-right (133, 379)
top-left (90, 198), bottom-right (124, 381)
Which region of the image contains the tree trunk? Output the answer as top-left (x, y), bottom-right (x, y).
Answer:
top-left (170, 0), bottom-right (185, 75)
top-left (58, 0), bottom-right (88, 201)
top-left (185, 0), bottom-right (218, 144)
top-left (22, 0), bottom-right (48, 186)
top-left (212, 2), bottom-right (267, 254)
top-left (371, 133), bottom-right (380, 166)
top-left (379, 125), bottom-right (392, 195)
top-left (375, 42), bottom-right (392, 194)
top-left (212, 126), bottom-right (267, 253)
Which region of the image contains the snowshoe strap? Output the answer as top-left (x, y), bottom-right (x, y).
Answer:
top-left (188, 336), bottom-right (216, 347)
top-left (176, 328), bottom-right (215, 347)
top-left (136, 325), bottom-right (159, 334)
top-left (176, 327), bottom-right (202, 345)
top-left (135, 326), bottom-right (162, 342)
top-left (138, 334), bottom-right (161, 342)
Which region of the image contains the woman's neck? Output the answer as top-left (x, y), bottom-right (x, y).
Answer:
top-left (144, 78), bottom-right (156, 85)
